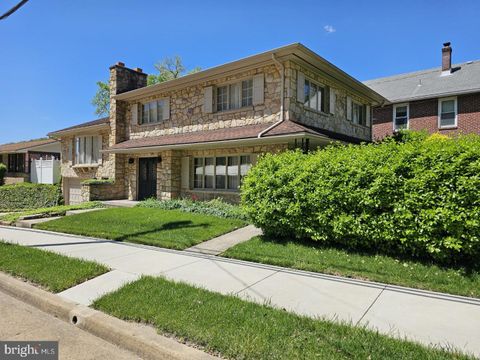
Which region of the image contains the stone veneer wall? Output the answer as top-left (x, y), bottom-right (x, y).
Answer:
top-left (284, 61), bottom-right (372, 142)
top-left (125, 64), bottom-right (282, 140)
top-left (124, 143), bottom-right (288, 203)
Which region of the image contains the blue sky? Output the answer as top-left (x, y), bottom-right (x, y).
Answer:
top-left (1, 0), bottom-right (479, 143)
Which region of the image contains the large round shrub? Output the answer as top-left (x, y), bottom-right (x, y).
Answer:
top-left (241, 133), bottom-right (480, 265)
top-left (0, 163), bottom-right (6, 185)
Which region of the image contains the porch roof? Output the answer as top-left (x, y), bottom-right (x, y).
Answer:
top-left (104, 120), bottom-right (363, 153)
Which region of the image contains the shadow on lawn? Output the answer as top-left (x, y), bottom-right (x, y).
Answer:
top-left (112, 220), bottom-right (210, 242)
top-left (258, 234), bottom-right (480, 276)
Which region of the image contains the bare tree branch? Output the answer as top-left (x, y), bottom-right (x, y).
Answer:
top-left (0, 0), bottom-right (30, 21)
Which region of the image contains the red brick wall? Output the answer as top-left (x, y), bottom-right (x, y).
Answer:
top-left (372, 92), bottom-right (480, 140)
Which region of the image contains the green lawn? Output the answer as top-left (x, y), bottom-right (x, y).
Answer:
top-left (35, 207), bottom-right (246, 250)
top-left (223, 237), bottom-right (480, 298)
top-left (0, 201), bottom-right (104, 223)
top-left (93, 276), bottom-right (470, 360)
top-left (0, 242), bottom-right (108, 292)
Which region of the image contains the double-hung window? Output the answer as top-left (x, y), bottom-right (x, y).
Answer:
top-left (141, 99), bottom-right (167, 124)
top-left (75, 136), bottom-right (101, 165)
top-left (438, 97), bottom-right (457, 128)
top-left (393, 104), bottom-right (409, 130)
top-left (216, 79), bottom-right (253, 112)
top-left (352, 102), bottom-right (366, 125)
top-left (193, 155), bottom-right (252, 191)
top-left (304, 79), bottom-right (325, 112)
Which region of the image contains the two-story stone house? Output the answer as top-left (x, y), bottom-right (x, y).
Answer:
top-left (365, 43), bottom-right (480, 140)
top-left (49, 43), bottom-right (385, 204)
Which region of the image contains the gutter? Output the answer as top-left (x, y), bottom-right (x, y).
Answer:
top-left (258, 54), bottom-right (285, 138)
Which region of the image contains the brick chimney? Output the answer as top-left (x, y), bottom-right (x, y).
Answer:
top-left (442, 42), bottom-right (452, 73)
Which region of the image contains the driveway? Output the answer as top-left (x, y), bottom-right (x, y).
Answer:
top-left (1, 225), bottom-right (479, 357)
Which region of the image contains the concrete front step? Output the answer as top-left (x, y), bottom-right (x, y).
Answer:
top-left (101, 200), bottom-right (139, 208)
top-left (15, 216), bottom-right (62, 228)
top-left (66, 208), bottom-right (106, 216)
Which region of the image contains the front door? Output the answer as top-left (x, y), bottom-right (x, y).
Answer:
top-left (138, 158), bottom-right (158, 200)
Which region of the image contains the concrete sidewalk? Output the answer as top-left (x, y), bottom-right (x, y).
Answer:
top-left (0, 225), bottom-right (479, 357)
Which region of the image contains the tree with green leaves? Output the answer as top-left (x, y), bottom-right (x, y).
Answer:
top-left (91, 56), bottom-right (200, 117)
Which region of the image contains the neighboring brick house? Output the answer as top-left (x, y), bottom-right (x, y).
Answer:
top-left (365, 43), bottom-right (480, 140)
top-left (49, 43), bottom-right (386, 204)
top-left (0, 138), bottom-right (61, 184)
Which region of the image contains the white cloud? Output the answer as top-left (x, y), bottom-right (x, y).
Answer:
top-left (324, 25), bottom-right (336, 34)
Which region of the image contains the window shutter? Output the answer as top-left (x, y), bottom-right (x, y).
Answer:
top-left (181, 157), bottom-right (190, 189)
top-left (366, 105), bottom-right (371, 127)
top-left (346, 96), bottom-right (352, 120)
top-left (131, 103), bottom-right (138, 126)
top-left (329, 88), bottom-right (336, 115)
top-left (297, 71), bottom-right (305, 103)
top-left (204, 86), bottom-right (213, 113)
top-left (252, 74), bottom-right (264, 105)
top-left (162, 98), bottom-right (170, 120)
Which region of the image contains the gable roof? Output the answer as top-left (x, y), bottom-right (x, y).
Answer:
top-left (0, 138), bottom-right (58, 153)
top-left (114, 43), bottom-right (387, 105)
top-left (364, 60), bottom-right (480, 103)
top-left (105, 120), bottom-right (363, 153)
top-left (48, 117), bottom-right (109, 136)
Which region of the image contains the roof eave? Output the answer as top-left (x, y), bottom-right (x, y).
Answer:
top-left (385, 88), bottom-right (480, 104)
top-left (48, 123), bottom-right (110, 138)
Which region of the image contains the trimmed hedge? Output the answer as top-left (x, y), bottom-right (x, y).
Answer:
top-left (0, 163), bottom-right (6, 185)
top-left (242, 132), bottom-right (480, 266)
top-left (0, 183), bottom-right (63, 210)
top-left (137, 198), bottom-right (248, 221)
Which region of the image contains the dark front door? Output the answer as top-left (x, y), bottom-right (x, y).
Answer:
top-left (138, 158), bottom-right (158, 200)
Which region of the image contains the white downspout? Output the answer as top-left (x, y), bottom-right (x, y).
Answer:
top-left (258, 54), bottom-right (285, 138)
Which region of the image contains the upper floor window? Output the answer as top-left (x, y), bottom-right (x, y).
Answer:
top-left (352, 102), bottom-right (366, 125)
top-left (216, 79), bottom-right (253, 112)
top-left (141, 99), bottom-right (167, 124)
top-left (8, 154), bottom-right (25, 173)
top-left (193, 155), bottom-right (252, 191)
top-left (438, 97), bottom-right (457, 128)
top-left (393, 104), bottom-right (409, 130)
top-left (75, 136), bottom-right (101, 165)
top-left (304, 79), bottom-right (325, 112)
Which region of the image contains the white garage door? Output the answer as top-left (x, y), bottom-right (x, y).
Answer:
top-left (65, 178), bottom-right (82, 205)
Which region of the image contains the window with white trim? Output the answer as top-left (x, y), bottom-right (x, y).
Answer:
top-left (75, 136), bottom-right (101, 165)
top-left (304, 79), bottom-right (325, 112)
top-left (393, 104), bottom-right (409, 130)
top-left (141, 99), bottom-right (167, 124)
top-left (193, 155), bottom-right (252, 191)
top-left (438, 97), bottom-right (457, 128)
top-left (216, 79), bottom-right (253, 112)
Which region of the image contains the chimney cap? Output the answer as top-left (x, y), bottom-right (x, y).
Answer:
top-left (443, 42), bottom-right (451, 47)
top-left (116, 61), bottom-right (125, 67)
top-left (134, 67), bottom-right (143, 73)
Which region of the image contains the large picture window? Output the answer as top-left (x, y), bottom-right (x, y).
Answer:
top-left (75, 136), bottom-right (101, 165)
top-left (193, 155), bottom-right (252, 191)
top-left (216, 79), bottom-right (253, 112)
top-left (304, 79), bottom-right (325, 113)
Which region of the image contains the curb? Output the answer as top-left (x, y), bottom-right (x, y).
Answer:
top-left (0, 272), bottom-right (217, 360)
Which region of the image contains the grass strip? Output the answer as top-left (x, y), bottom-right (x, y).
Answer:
top-left (93, 276), bottom-right (471, 359)
top-left (0, 241), bottom-right (108, 292)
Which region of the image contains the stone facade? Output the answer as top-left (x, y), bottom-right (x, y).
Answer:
top-left (285, 61), bottom-right (372, 141)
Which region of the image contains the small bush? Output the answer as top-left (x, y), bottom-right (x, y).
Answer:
top-left (0, 163), bottom-right (6, 185)
top-left (242, 132), bottom-right (480, 266)
top-left (0, 183), bottom-right (63, 210)
top-left (137, 198), bottom-right (248, 221)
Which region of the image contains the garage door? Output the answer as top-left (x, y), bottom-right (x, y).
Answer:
top-left (64, 178), bottom-right (82, 205)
